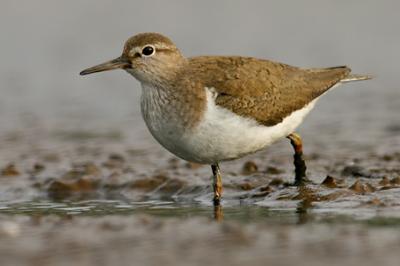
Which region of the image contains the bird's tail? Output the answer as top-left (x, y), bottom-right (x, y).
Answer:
top-left (341, 74), bottom-right (373, 83)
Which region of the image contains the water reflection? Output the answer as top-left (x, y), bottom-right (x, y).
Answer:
top-left (213, 205), bottom-right (223, 222)
top-left (1, 200), bottom-right (400, 227)
top-left (296, 199), bottom-right (313, 225)
top-left (211, 201), bottom-right (313, 224)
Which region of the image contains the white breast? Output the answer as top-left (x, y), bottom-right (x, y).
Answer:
top-left (140, 83), bottom-right (187, 156)
top-left (141, 84), bottom-right (317, 164)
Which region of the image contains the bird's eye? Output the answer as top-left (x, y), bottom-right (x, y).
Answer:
top-left (142, 46), bottom-right (155, 56)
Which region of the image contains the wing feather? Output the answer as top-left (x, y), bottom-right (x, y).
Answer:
top-left (187, 56), bottom-right (350, 126)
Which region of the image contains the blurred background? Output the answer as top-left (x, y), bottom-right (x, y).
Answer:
top-left (0, 2), bottom-right (400, 266)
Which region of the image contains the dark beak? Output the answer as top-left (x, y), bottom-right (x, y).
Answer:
top-left (80, 56), bottom-right (131, 75)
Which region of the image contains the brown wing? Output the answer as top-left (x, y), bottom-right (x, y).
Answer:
top-left (188, 56), bottom-right (350, 126)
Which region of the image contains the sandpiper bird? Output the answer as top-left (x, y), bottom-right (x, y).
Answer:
top-left (80, 32), bottom-right (371, 205)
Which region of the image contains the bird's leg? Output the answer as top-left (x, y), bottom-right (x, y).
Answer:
top-left (287, 133), bottom-right (310, 186)
top-left (211, 163), bottom-right (223, 206)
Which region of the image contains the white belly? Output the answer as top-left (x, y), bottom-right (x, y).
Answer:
top-left (141, 85), bottom-right (317, 164)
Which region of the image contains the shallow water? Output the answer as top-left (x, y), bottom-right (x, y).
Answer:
top-left (2, 199), bottom-right (400, 225)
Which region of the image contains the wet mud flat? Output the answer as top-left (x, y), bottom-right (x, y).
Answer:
top-left (0, 129), bottom-right (399, 266)
top-left (1, 212), bottom-right (400, 266)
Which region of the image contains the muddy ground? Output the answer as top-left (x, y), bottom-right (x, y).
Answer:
top-left (0, 127), bottom-right (399, 266)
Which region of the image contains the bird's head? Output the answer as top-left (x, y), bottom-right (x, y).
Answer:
top-left (80, 32), bottom-right (185, 85)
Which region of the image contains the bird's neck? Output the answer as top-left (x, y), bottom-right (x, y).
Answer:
top-left (140, 80), bottom-right (206, 131)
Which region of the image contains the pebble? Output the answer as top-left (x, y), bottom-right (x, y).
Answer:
top-left (242, 161), bottom-right (258, 175)
top-left (321, 176), bottom-right (337, 188)
top-left (1, 164), bottom-right (20, 177)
